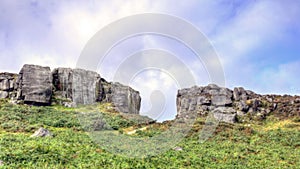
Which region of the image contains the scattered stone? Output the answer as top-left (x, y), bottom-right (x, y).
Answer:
top-left (62, 101), bottom-right (76, 108)
top-left (30, 128), bottom-right (53, 137)
top-left (0, 91), bottom-right (8, 99)
top-left (173, 146), bottom-right (183, 151)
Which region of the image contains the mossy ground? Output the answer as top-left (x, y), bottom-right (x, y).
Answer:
top-left (0, 99), bottom-right (299, 168)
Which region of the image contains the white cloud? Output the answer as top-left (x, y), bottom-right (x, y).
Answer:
top-left (208, 1), bottom-right (300, 91)
top-left (215, 1), bottom-right (300, 59)
top-left (129, 69), bottom-right (179, 120)
top-left (1, 0), bottom-right (300, 120)
top-left (258, 61), bottom-right (300, 95)
top-left (0, 0), bottom-right (159, 72)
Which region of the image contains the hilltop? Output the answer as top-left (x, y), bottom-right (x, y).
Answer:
top-left (0, 98), bottom-right (299, 168)
top-left (0, 64), bottom-right (299, 168)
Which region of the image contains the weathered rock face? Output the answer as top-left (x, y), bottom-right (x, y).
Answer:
top-left (97, 79), bottom-right (141, 114)
top-left (213, 112), bottom-right (237, 124)
top-left (72, 69), bottom-right (101, 105)
top-left (177, 84), bottom-right (300, 123)
top-left (52, 68), bottom-right (101, 105)
top-left (52, 68), bottom-right (73, 100)
top-left (1, 64), bottom-right (142, 115)
top-left (52, 68), bottom-right (141, 114)
top-left (5, 64), bottom-right (299, 120)
top-left (0, 73), bottom-right (17, 99)
top-left (112, 83), bottom-right (141, 114)
top-left (17, 65), bottom-right (52, 104)
top-left (177, 84), bottom-right (237, 123)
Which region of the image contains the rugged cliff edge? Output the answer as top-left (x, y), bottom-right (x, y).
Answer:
top-left (177, 84), bottom-right (300, 123)
top-left (0, 64), bottom-right (141, 114)
top-left (1, 65), bottom-right (299, 122)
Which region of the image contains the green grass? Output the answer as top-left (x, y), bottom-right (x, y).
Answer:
top-left (0, 99), bottom-right (299, 168)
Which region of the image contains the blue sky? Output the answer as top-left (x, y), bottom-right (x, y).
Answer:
top-left (1, 0), bottom-right (300, 120)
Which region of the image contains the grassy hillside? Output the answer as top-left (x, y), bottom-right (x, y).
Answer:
top-left (0, 99), bottom-right (299, 168)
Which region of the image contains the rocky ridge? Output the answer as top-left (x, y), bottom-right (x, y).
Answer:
top-left (1, 65), bottom-right (299, 122)
top-left (177, 84), bottom-right (300, 123)
top-left (0, 64), bottom-right (141, 114)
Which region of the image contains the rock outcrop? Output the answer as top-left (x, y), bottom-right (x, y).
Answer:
top-left (52, 68), bottom-right (73, 100)
top-left (177, 84), bottom-right (300, 123)
top-left (0, 73), bottom-right (17, 99)
top-left (0, 64), bottom-right (141, 115)
top-left (52, 68), bottom-right (141, 114)
top-left (2, 64), bottom-right (299, 120)
top-left (30, 127), bottom-right (53, 137)
top-left (97, 79), bottom-right (141, 114)
top-left (52, 68), bottom-right (101, 105)
top-left (17, 65), bottom-right (53, 105)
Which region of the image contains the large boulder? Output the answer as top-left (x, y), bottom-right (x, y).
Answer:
top-left (0, 91), bottom-right (8, 99)
top-left (17, 65), bottom-right (52, 104)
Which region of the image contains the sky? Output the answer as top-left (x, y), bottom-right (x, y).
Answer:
top-left (1, 0), bottom-right (300, 121)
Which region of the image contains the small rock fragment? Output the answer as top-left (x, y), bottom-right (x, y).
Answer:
top-left (30, 127), bottom-right (53, 137)
top-left (173, 146), bottom-right (183, 151)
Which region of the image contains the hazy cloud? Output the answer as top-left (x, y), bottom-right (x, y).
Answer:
top-left (0, 0), bottom-right (300, 120)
